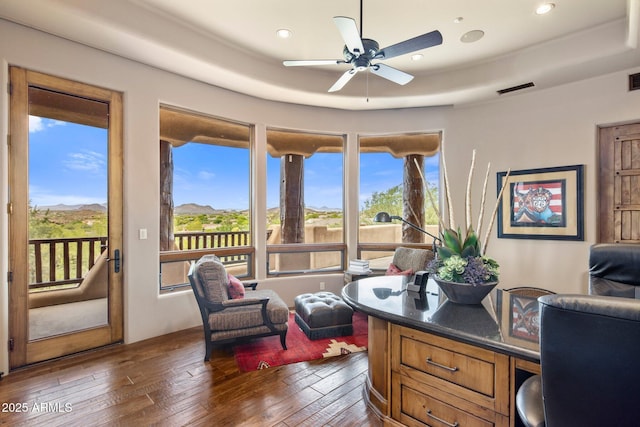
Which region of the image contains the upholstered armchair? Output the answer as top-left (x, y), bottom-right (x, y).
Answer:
top-left (589, 243), bottom-right (640, 298)
top-left (390, 246), bottom-right (435, 274)
top-left (188, 255), bottom-right (289, 361)
top-left (516, 294), bottom-right (640, 427)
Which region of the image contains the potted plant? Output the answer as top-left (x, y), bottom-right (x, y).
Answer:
top-left (416, 148), bottom-right (510, 304)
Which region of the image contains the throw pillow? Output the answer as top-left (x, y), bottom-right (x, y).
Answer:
top-left (386, 263), bottom-right (413, 276)
top-left (227, 273), bottom-right (245, 299)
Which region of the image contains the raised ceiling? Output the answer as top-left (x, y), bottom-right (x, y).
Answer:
top-left (1, 0), bottom-right (638, 110)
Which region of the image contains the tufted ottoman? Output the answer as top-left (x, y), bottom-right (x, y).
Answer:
top-left (294, 292), bottom-right (354, 340)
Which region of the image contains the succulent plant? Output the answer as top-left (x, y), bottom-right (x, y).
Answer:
top-left (428, 227), bottom-right (499, 284)
top-left (437, 227), bottom-right (481, 260)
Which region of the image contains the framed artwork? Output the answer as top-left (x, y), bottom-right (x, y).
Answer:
top-left (508, 295), bottom-right (540, 343)
top-left (495, 291), bottom-right (541, 351)
top-left (497, 165), bottom-right (584, 240)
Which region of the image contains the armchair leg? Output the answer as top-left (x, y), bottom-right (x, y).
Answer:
top-left (204, 341), bottom-right (213, 362)
top-left (280, 332), bottom-right (287, 350)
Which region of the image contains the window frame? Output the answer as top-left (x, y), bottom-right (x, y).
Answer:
top-left (158, 105), bottom-right (254, 292)
top-left (265, 127), bottom-right (346, 277)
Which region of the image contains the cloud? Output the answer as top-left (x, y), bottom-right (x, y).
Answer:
top-left (29, 116), bottom-right (66, 133)
top-left (64, 150), bottom-right (106, 173)
top-left (197, 170), bottom-right (215, 180)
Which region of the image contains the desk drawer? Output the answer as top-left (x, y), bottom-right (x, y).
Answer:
top-left (398, 384), bottom-right (504, 427)
top-left (391, 325), bottom-right (510, 416)
top-left (400, 334), bottom-right (495, 396)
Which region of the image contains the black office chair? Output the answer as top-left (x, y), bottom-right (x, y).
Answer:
top-left (589, 243), bottom-right (640, 298)
top-left (516, 294), bottom-right (640, 427)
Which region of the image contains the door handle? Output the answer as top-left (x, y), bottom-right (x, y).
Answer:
top-left (106, 249), bottom-right (121, 273)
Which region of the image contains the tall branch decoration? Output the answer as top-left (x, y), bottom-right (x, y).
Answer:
top-left (414, 149), bottom-right (511, 288)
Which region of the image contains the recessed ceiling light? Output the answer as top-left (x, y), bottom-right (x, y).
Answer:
top-left (276, 29), bottom-right (292, 38)
top-left (536, 3), bottom-right (555, 15)
top-left (460, 30), bottom-right (484, 43)
top-left (411, 54), bottom-right (423, 61)
top-left (454, 17), bottom-right (463, 24)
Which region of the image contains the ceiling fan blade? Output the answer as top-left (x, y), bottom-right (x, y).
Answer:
top-left (334, 16), bottom-right (365, 55)
top-left (328, 69), bottom-right (358, 92)
top-left (370, 63), bottom-right (414, 85)
top-left (283, 59), bottom-right (343, 67)
top-left (376, 30), bottom-right (443, 60)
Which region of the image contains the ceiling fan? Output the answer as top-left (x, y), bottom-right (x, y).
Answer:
top-left (283, 6), bottom-right (443, 92)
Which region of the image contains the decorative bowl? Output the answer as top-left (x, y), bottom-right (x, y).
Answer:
top-left (433, 277), bottom-right (498, 305)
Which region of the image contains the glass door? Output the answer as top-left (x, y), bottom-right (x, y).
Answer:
top-left (9, 67), bottom-right (123, 368)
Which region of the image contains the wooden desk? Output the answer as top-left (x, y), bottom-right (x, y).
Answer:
top-left (342, 276), bottom-right (541, 427)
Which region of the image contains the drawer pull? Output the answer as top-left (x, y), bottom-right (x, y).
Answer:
top-left (426, 409), bottom-right (459, 427)
top-left (426, 357), bottom-right (459, 372)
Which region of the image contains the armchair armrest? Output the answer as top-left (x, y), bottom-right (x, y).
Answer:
top-left (221, 297), bottom-right (269, 308)
top-left (202, 297), bottom-right (268, 312)
top-left (243, 280), bottom-right (258, 290)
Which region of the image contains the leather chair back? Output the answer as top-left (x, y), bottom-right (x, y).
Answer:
top-left (538, 294), bottom-right (640, 426)
top-left (589, 243), bottom-right (640, 298)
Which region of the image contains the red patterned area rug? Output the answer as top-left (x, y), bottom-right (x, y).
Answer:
top-left (233, 311), bottom-right (368, 372)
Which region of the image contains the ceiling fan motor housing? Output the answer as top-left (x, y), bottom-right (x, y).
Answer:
top-left (343, 38), bottom-right (380, 66)
top-left (354, 56), bottom-right (370, 71)
top-left (361, 39), bottom-right (380, 58)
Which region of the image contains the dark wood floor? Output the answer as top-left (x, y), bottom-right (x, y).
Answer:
top-left (0, 326), bottom-right (383, 426)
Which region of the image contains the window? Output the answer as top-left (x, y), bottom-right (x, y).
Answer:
top-left (159, 106), bottom-right (252, 291)
top-left (265, 129), bottom-right (345, 275)
top-left (358, 133), bottom-right (441, 268)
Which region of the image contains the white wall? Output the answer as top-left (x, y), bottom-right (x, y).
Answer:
top-left (1, 18), bottom-right (639, 374)
top-left (445, 76), bottom-right (640, 294)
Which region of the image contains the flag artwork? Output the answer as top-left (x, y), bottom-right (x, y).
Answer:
top-left (510, 179), bottom-right (565, 227)
top-left (497, 165), bottom-right (583, 241)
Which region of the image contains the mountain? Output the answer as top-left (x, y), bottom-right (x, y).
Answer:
top-left (38, 202), bottom-right (340, 214)
top-left (39, 203), bottom-right (107, 212)
top-left (174, 203), bottom-right (217, 215)
top-left (77, 203), bottom-right (107, 212)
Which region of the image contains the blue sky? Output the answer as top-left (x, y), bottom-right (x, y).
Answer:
top-left (175, 144), bottom-right (439, 210)
top-left (29, 117), bottom-right (107, 207)
top-left (30, 117), bottom-right (440, 210)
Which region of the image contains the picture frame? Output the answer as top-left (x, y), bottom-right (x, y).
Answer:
top-left (497, 165), bottom-right (584, 240)
top-left (495, 291), bottom-right (541, 351)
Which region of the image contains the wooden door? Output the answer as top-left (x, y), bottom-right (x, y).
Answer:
top-left (598, 123), bottom-right (640, 243)
top-left (8, 67), bottom-right (123, 368)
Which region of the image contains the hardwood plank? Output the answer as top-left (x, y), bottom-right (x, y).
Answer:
top-left (0, 327), bottom-right (382, 427)
top-left (329, 398), bottom-right (383, 427)
top-left (311, 353), bottom-right (369, 395)
top-left (293, 381), bottom-right (366, 426)
top-left (281, 358), bottom-right (370, 426)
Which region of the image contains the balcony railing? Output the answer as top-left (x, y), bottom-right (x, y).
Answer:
top-left (173, 230), bottom-right (265, 265)
top-left (30, 230), bottom-right (260, 291)
top-left (29, 236), bottom-right (107, 290)
top-left (31, 226), bottom-right (435, 290)
top-left (175, 230), bottom-right (249, 250)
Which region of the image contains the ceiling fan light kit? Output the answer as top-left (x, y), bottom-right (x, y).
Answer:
top-left (283, 13), bottom-right (442, 93)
